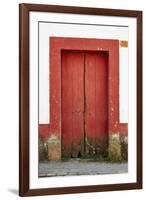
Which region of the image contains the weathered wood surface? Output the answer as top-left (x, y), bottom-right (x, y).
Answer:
top-left (62, 51), bottom-right (108, 157)
top-left (85, 52), bottom-right (108, 155)
top-left (61, 51), bottom-right (84, 158)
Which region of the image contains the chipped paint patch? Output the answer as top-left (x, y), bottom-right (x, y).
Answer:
top-left (39, 137), bottom-right (48, 161)
top-left (108, 133), bottom-right (122, 161)
top-left (120, 135), bottom-right (128, 161)
top-left (47, 135), bottom-right (61, 161)
top-left (108, 133), bottom-right (128, 161)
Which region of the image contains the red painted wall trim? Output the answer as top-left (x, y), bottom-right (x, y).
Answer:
top-left (119, 123), bottom-right (128, 135)
top-left (39, 124), bottom-right (51, 140)
top-left (39, 37), bottom-right (128, 139)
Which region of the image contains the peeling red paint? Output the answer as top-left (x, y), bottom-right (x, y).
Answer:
top-left (39, 124), bottom-right (50, 140)
top-left (119, 123), bottom-right (128, 135)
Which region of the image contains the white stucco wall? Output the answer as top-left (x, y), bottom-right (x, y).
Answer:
top-left (37, 13), bottom-right (129, 124)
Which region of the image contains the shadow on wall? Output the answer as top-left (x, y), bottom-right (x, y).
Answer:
top-left (8, 189), bottom-right (18, 196)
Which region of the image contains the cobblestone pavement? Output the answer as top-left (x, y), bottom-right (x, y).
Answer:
top-left (39, 160), bottom-right (128, 177)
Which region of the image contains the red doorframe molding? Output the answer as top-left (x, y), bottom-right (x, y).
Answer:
top-left (39, 37), bottom-right (127, 140)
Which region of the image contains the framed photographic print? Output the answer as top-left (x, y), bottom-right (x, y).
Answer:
top-left (19, 3), bottom-right (142, 196)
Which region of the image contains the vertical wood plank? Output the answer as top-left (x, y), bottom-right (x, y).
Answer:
top-left (85, 53), bottom-right (96, 155)
top-left (85, 52), bottom-right (108, 156)
top-left (61, 51), bottom-right (84, 158)
top-left (95, 52), bottom-right (108, 154)
top-left (72, 52), bottom-right (84, 157)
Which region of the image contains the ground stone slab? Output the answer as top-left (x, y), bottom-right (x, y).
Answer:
top-left (39, 160), bottom-right (128, 177)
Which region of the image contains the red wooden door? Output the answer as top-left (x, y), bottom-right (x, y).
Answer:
top-left (61, 51), bottom-right (108, 158)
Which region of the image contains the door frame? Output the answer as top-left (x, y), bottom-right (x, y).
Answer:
top-left (43, 36), bottom-right (120, 159)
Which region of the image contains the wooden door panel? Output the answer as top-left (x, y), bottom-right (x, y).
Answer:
top-left (62, 50), bottom-right (108, 158)
top-left (95, 52), bottom-right (108, 140)
top-left (85, 53), bottom-right (97, 155)
top-left (85, 52), bottom-right (108, 155)
top-left (61, 51), bottom-right (84, 158)
top-left (72, 54), bottom-right (84, 157)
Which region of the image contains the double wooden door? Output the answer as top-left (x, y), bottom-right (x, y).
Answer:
top-left (61, 50), bottom-right (108, 158)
